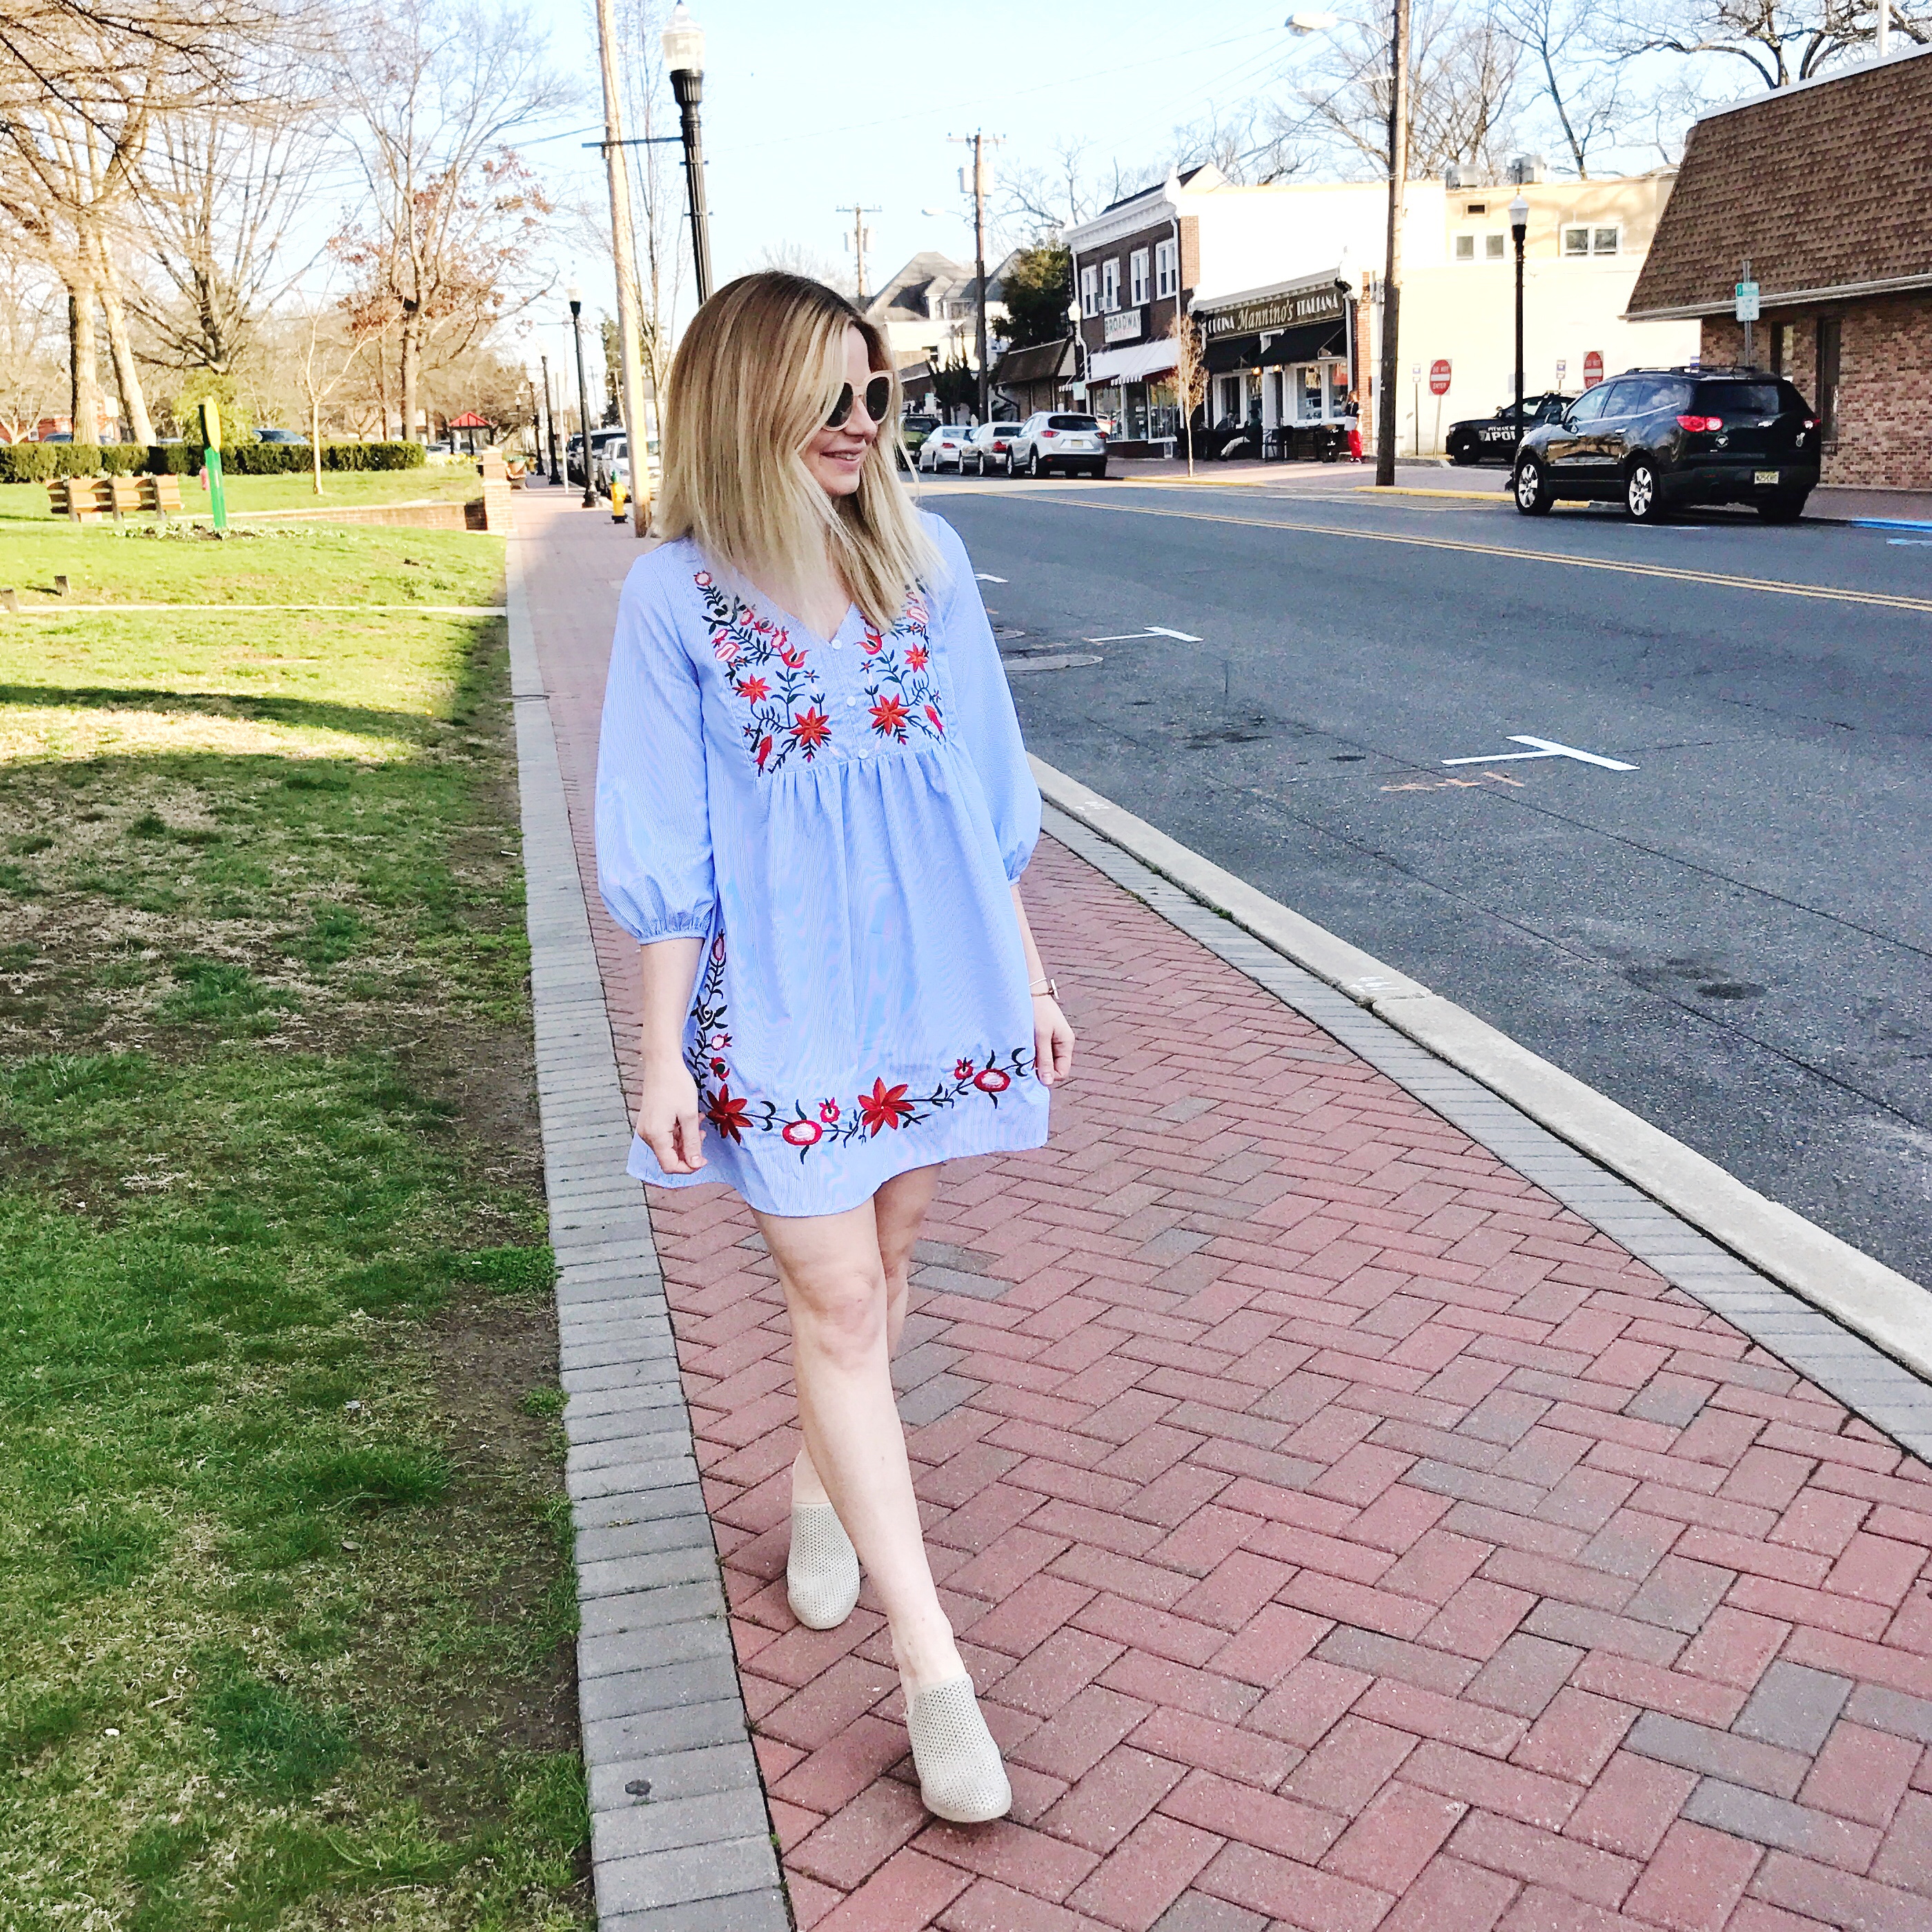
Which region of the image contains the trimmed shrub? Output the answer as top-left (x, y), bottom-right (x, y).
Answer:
top-left (0, 437), bottom-right (429, 485)
top-left (0, 442), bottom-right (148, 484)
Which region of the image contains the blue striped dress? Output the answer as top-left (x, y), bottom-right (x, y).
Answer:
top-left (594, 512), bottom-right (1049, 1218)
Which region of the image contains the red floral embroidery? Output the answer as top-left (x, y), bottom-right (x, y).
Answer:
top-left (862, 593), bottom-right (946, 745)
top-left (704, 1085), bottom-right (751, 1143)
top-left (682, 938), bottom-right (1032, 1163)
top-left (859, 1079), bottom-right (914, 1135)
top-left (696, 571), bottom-right (829, 776)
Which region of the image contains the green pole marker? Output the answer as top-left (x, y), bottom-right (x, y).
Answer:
top-left (199, 400), bottom-right (228, 533)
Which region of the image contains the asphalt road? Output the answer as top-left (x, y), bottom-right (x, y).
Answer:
top-left (927, 469), bottom-right (1932, 1285)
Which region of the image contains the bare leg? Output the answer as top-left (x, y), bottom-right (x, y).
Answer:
top-left (791, 1163), bottom-right (938, 1507)
top-left (759, 1173), bottom-right (960, 1691)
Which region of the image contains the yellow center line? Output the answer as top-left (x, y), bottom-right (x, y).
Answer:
top-left (1038, 496), bottom-right (1932, 615)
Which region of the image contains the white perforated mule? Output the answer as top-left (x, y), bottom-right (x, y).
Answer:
top-left (786, 1501), bottom-right (861, 1630)
top-left (906, 1676), bottom-right (1012, 1824)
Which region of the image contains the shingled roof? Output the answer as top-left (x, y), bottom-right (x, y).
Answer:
top-left (1627, 46), bottom-right (1932, 319)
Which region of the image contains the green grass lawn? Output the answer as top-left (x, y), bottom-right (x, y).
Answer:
top-left (0, 520), bottom-right (592, 1926)
top-left (0, 464), bottom-right (492, 528)
top-left (0, 520), bottom-right (502, 611)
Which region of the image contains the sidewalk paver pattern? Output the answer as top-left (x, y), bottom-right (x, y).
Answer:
top-left (519, 493), bottom-right (1932, 1931)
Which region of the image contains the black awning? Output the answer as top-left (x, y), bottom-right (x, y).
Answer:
top-left (1205, 315), bottom-right (1348, 373)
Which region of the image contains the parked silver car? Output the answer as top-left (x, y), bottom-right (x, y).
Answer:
top-left (916, 424), bottom-right (975, 473)
top-left (964, 422), bottom-right (1026, 476)
top-left (1009, 412), bottom-right (1108, 479)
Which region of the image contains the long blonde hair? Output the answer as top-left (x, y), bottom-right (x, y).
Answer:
top-left (655, 272), bottom-right (939, 629)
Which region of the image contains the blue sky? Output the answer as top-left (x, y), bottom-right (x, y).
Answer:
top-left (518, 0), bottom-right (1306, 379)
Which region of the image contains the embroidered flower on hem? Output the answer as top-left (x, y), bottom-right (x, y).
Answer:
top-left (704, 1086), bottom-right (751, 1143)
top-left (973, 1067), bottom-right (1011, 1093)
top-left (859, 1079), bottom-right (914, 1135)
top-left (953, 1058), bottom-right (976, 1081)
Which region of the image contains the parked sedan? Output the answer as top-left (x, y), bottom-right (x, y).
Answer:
top-left (916, 424), bottom-right (975, 473)
top-left (1512, 368), bottom-right (1820, 523)
top-left (1009, 412), bottom-right (1107, 479)
top-left (965, 422), bottom-right (1026, 475)
top-left (1445, 393), bottom-right (1569, 465)
top-left (899, 413), bottom-right (940, 457)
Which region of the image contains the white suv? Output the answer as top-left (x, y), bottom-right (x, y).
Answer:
top-left (1010, 412), bottom-right (1107, 479)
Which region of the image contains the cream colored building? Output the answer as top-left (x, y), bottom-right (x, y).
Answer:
top-left (1388, 174), bottom-right (1701, 456)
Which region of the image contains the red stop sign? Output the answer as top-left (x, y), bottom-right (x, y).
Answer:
top-left (1584, 351), bottom-right (1604, 388)
top-left (1428, 359), bottom-right (1452, 397)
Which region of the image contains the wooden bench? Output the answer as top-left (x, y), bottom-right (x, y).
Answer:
top-left (46, 473), bottom-right (185, 522)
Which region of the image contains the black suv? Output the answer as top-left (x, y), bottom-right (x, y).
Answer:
top-left (1446, 393), bottom-right (1569, 465)
top-left (1512, 368), bottom-right (1820, 522)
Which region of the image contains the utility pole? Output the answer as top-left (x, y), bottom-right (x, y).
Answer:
top-left (838, 202), bottom-right (882, 303)
top-left (592, 0), bottom-right (652, 533)
top-left (540, 353), bottom-right (561, 484)
top-left (951, 132), bottom-right (1000, 420)
top-left (1374, 0), bottom-right (1410, 487)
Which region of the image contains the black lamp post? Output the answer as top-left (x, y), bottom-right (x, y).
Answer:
top-left (1510, 192), bottom-right (1529, 460)
top-left (662, 3), bottom-right (714, 306)
top-left (567, 281), bottom-right (595, 508)
top-left (540, 352), bottom-right (561, 484)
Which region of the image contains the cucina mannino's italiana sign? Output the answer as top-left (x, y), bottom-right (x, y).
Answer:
top-left (1200, 280), bottom-right (1347, 338)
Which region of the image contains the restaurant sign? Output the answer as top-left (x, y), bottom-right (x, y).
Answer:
top-left (1201, 279), bottom-right (1346, 339)
top-left (1103, 308), bottom-right (1144, 343)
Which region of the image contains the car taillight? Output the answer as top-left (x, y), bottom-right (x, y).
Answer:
top-left (1676, 415), bottom-right (1723, 433)
top-left (1041, 429), bottom-right (1057, 438)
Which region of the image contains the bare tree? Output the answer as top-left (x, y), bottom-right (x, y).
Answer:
top-left (753, 239), bottom-right (854, 296)
top-left (1501, 0), bottom-right (1624, 175)
top-left (1170, 308), bottom-right (1207, 480)
top-left (1620, 0), bottom-right (1926, 88)
top-left (1297, 0), bottom-right (1522, 179)
top-left (129, 75), bottom-right (331, 382)
top-left (0, 245), bottom-right (66, 440)
top-left (295, 298), bottom-right (390, 489)
top-left (331, 0), bottom-right (573, 442)
top-left (613, 0), bottom-right (687, 437)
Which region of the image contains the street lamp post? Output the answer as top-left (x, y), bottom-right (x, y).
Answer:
top-left (540, 353), bottom-right (561, 484)
top-left (1510, 193), bottom-right (1529, 462)
top-left (662, 3), bottom-right (714, 306)
top-left (567, 281), bottom-right (595, 509)
top-left (1067, 298), bottom-right (1088, 404)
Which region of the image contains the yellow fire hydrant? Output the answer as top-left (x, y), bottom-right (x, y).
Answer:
top-left (610, 472), bottom-right (628, 523)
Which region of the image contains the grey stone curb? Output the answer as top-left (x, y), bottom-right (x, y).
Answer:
top-left (1037, 795), bottom-right (1932, 1464)
top-left (506, 541), bottom-right (786, 1927)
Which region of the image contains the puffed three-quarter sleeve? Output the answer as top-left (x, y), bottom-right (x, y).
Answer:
top-left (928, 515), bottom-right (1041, 881)
top-left (595, 565), bottom-right (717, 945)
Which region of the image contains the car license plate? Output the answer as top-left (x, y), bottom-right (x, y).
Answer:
top-left (1754, 469), bottom-right (1780, 484)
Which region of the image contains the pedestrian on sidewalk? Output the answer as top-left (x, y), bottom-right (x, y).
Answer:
top-left (595, 272), bottom-right (1075, 1826)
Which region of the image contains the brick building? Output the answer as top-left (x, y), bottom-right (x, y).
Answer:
top-left (1627, 46), bottom-right (1932, 490)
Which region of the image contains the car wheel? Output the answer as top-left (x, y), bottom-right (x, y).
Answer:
top-left (1513, 455), bottom-right (1553, 515)
top-left (1757, 493), bottom-right (1806, 523)
top-left (1028, 448), bottom-right (1043, 478)
top-left (1626, 460), bottom-right (1666, 522)
top-left (1450, 444), bottom-right (1478, 466)
top-left (1092, 462), bottom-right (1108, 480)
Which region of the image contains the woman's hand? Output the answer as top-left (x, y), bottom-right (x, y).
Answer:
top-left (636, 1056), bottom-right (707, 1174)
top-left (1032, 994), bottom-right (1076, 1087)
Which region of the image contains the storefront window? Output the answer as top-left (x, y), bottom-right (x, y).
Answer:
top-left (1147, 379), bottom-right (1179, 440)
top-left (1325, 362), bottom-right (1350, 416)
top-left (1297, 366), bottom-right (1323, 421)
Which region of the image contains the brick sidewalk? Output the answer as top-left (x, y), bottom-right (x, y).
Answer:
top-left (518, 489), bottom-right (1932, 1932)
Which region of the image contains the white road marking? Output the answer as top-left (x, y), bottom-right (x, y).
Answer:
top-left (1886, 539), bottom-right (1932, 547)
top-left (1145, 624), bottom-right (1204, 641)
top-left (1442, 735), bottom-right (1638, 771)
top-left (976, 571), bottom-right (1008, 581)
top-left (1084, 625), bottom-right (1205, 643)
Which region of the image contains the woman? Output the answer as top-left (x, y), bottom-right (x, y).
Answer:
top-left (595, 273), bottom-right (1074, 1824)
